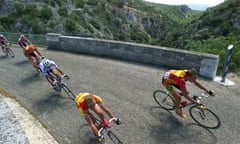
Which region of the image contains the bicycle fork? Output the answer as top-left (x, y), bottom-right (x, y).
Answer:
top-left (196, 108), bottom-right (206, 119)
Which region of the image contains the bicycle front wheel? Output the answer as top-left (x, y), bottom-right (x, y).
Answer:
top-left (153, 90), bottom-right (175, 110)
top-left (189, 106), bottom-right (221, 129)
top-left (107, 131), bottom-right (123, 144)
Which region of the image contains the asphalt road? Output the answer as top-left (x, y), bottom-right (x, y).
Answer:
top-left (0, 47), bottom-right (239, 144)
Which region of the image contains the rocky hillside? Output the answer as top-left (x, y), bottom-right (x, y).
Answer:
top-left (0, 0), bottom-right (201, 46)
top-left (175, 0), bottom-right (240, 48)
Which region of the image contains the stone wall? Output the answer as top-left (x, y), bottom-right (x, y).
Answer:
top-left (46, 33), bottom-right (219, 79)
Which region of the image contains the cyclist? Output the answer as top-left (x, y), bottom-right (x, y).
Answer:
top-left (162, 68), bottom-right (215, 118)
top-left (18, 34), bottom-right (42, 71)
top-left (38, 57), bottom-right (69, 89)
top-left (0, 35), bottom-right (10, 54)
top-left (0, 34), bottom-right (8, 48)
top-left (17, 34), bottom-right (31, 49)
top-left (75, 92), bottom-right (120, 140)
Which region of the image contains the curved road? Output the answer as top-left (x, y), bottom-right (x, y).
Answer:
top-left (0, 47), bottom-right (239, 144)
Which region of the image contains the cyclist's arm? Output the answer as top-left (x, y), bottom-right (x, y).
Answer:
top-left (181, 88), bottom-right (199, 105)
top-left (34, 46), bottom-right (42, 56)
top-left (193, 80), bottom-right (209, 93)
top-left (99, 102), bottom-right (114, 119)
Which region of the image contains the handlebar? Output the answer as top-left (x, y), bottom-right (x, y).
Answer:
top-left (98, 118), bottom-right (121, 136)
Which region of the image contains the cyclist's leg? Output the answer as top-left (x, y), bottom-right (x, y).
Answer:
top-left (29, 54), bottom-right (39, 71)
top-left (51, 68), bottom-right (61, 81)
top-left (56, 66), bottom-right (69, 79)
top-left (85, 115), bottom-right (99, 137)
top-left (163, 81), bottom-right (186, 118)
top-left (45, 75), bottom-right (55, 86)
top-left (171, 90), bottom-right (187, 118)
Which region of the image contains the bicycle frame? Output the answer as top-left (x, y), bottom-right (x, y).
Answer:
top-left (96, 117), bottom-right (123, 144)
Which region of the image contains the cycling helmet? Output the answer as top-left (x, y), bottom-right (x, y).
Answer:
top-left (42, 58), bottom-right (51, 67)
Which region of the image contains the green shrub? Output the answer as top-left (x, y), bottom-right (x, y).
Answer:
top-left (185, 33), bottom-right (240, 73)
top-left (40, 5), bottom-right (53, 21)
top-left (58, 7), bottom-right (68, 17)
top-left (65, 18), bottom-right (77, 32)
top-left (13, 2), bottom-right (24, 16)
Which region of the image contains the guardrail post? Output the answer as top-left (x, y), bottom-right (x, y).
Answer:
top-left (221, 44), bottom-right (233, 83)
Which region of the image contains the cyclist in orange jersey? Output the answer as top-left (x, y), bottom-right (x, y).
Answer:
top-left (75, 93), bottom-right (120, 139)
top-left (162, 68), bottom-right (215, 118)
top-left (18, 34), bottom-right (42, 71)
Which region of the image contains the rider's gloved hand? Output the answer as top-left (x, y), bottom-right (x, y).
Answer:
top-left (208, 90), bottom-right (215, 96)
top-left (114, 118), bottom-right (121, 125)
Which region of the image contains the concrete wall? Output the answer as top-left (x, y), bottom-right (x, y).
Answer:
top-left (46, 33), bottom-right (219, 79)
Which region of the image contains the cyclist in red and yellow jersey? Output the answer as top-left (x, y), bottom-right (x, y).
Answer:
top-left (162, 68), bottom-right (215, 118)
top-left (75, 92), bottom-right (119, 138)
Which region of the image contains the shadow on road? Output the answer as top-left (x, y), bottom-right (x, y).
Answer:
top-left (149, 106), bottom-right (218, 144)
top-left (0, 55), bottom-right (8, 60)
top-left (32, 90), bottom-right (74, 114)
top-left (14, 60), bottom-right (29, 66)
top-left (77, 123), bottom-right (99, 144)
top-left (18, 72), bottom-right (42, 85)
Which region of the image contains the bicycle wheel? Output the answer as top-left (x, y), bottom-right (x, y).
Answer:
top-left (6, 47), bottom-right (15, 58)
top-left (153, 90), bottom-right (175, 110)
top-left (189, 106), bottom-right (221, 129)
top-left (107, 131), bottom-right (123, 144)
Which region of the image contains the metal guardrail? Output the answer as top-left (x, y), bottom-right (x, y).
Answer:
top-left (0, 32), bottom-right (46, 47)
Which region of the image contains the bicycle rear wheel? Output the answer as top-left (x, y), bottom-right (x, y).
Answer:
top-left (153, 90), bottom-right (175, 110)
top-left (189, 106), bottom-right (221, 129)
top-left (107, 131), bottom-right (123, 144)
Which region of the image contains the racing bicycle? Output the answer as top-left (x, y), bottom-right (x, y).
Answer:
top-left (93, 115), bottom-right (123, 144)
top-left (153, 89), bottom-right (221, 129)
top-left (60, 84), bottom-right (123, 144)
top-left (1, 44), bottom-right (15, 58)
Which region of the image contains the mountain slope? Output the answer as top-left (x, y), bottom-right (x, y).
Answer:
top-left (0, 0), bottom-right (201, 45)
top-left (174, 0), bottom-right (240, 72)
top-left (176, 0), bottom-right (240, 47)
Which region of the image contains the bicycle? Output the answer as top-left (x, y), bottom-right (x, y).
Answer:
top-left (1, 44), bottom-right (15, 58)
top-left (153, 89), bottom-right (221, 129)
top-left (62, 88), bottom-right (123, 144)
top-left (93, 115), bottom-right (123, 144)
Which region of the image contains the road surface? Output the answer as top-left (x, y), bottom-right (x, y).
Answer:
top-left (0, 47), bottom-right (239, 144)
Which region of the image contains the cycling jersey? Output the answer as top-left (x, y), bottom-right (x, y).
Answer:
top-left (162, 70), bottom-right (188, 91)
top-left (38, 59), bottom-right (57, 76)
top-left (18, 36), bottom-right (31, 48)
top-left (75, 93), bottom-right (103, 116)
top-left (0, 36), bottom-right (7, 46)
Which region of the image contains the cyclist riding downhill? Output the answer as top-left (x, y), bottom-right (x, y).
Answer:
top-left (18, 34), bottom-right (43, 72)
top-left (162, 68), bottom-right (215, 118)
top-left (38, 57), bottom-right (70, 90)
